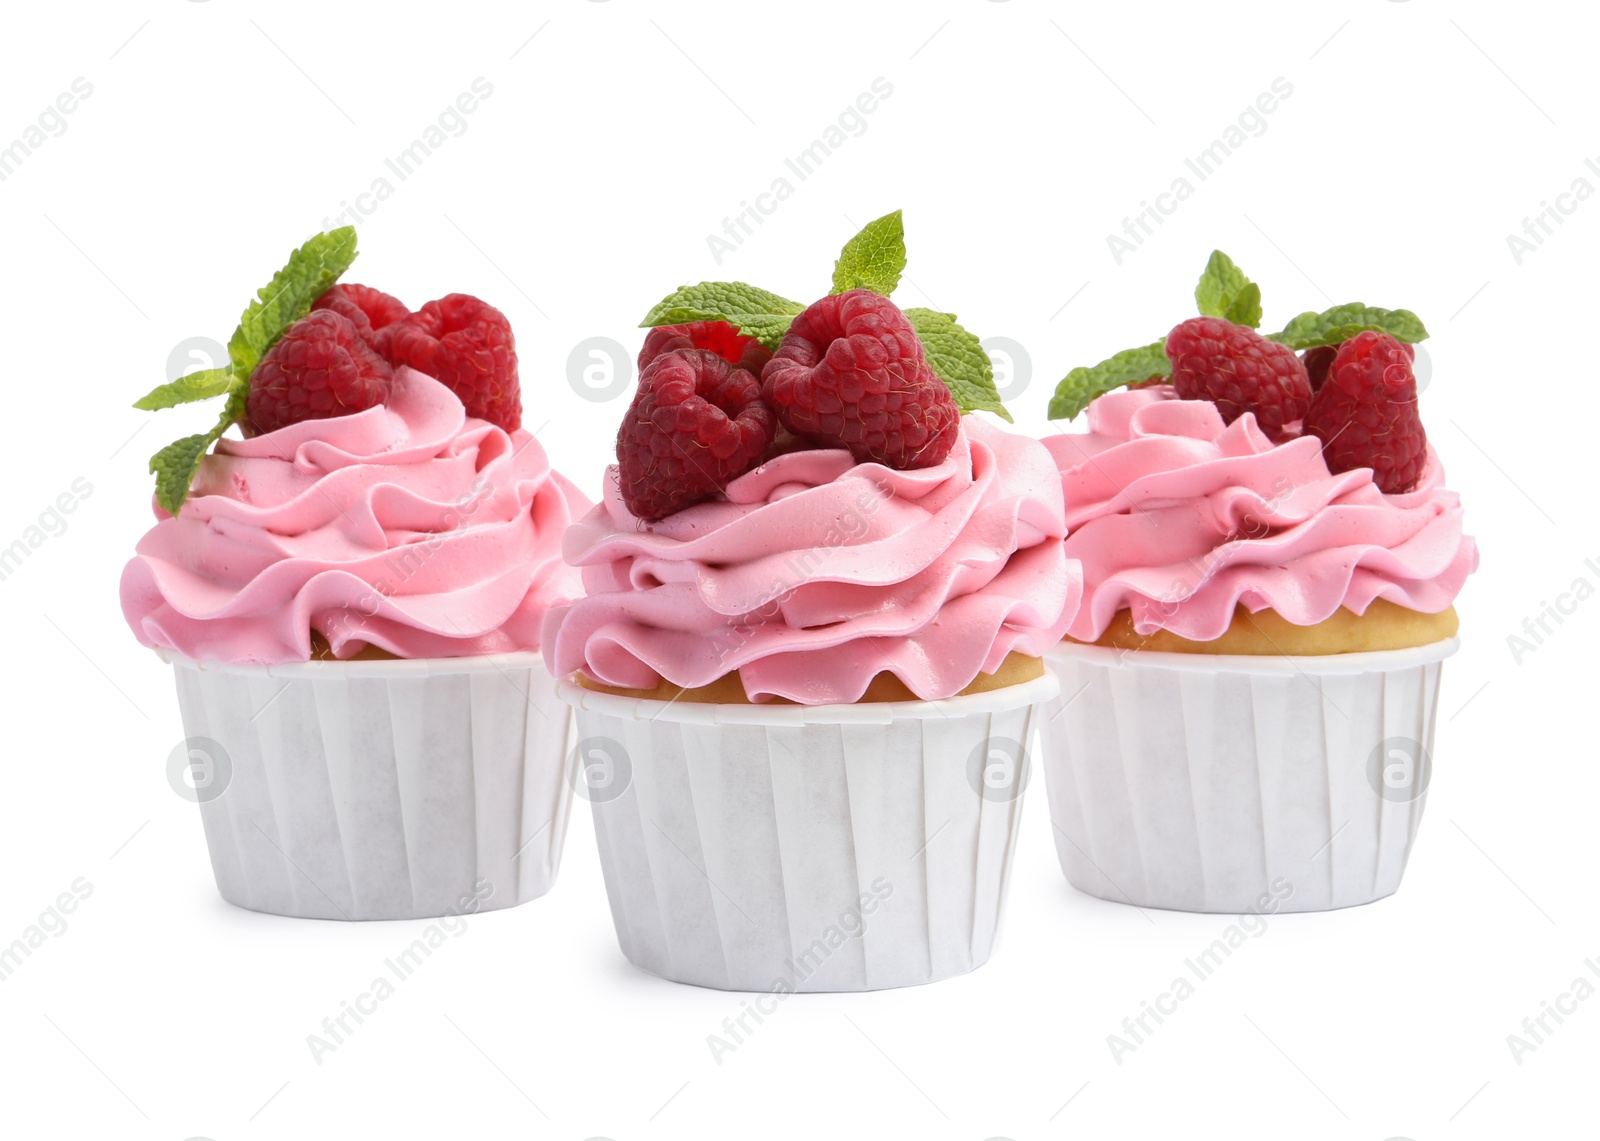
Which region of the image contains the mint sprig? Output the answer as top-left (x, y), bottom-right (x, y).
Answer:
top-left (904, 308), bottom-right (1011, 422)
top-left (1049, 248), bottom-right (1431, 420)
top-left (228, 227), bottom-right (358, 376)
top-left (639, 211), bottom-right (1011, 419)
top-left (134, 227), bottom-right (360, 514)
top-left (639, 281), bottom-right (805, 350)
top-left (1268, 303), bottom-right (1428, 350)
top-left (1048, 342), bottom-right (1170, 421)
top-left (830, 209), bottom-right (906, 297)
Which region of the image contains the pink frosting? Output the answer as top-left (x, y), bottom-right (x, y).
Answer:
top-left (121, 368), bottom-right (590, 664)
top-left (1044, 385), bottom-right (1477, 642)
top-left (544, 418), bottom-right (1080, 704)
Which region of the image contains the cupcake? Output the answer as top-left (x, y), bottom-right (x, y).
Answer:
top-left (1039, 250), bottom-right (1478, 913)
top-left (545, 212), bottom-right (1080, 990)
top-left (121, 229), bottom-right (590, 920)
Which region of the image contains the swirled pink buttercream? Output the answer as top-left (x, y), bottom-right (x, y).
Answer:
top-left (543, 418), bottom-right (1080, 704)
top-left (121, 368), bottom-right (589, 663)
top-left (1043, 385), bottom-right (1477, 642)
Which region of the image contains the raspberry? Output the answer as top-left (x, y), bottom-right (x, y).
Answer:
top-left (1301, 345), bottom-right (1337, 392)
top-left (1166, 316), bottom-right (1312, 439)
top-left (617, 348), bottom-right (775, 520)
top-left (386, 294), bottom-right (520, 431)
top-left (760, 290), bottom-right (959, 470)
top-left (640, 321), bottom-right (772, 376)
top-left (312, 284), bottom-right (409, 352)
top-left (245, 310), bottom-right (392, 437)
top-left (1304, 331), bottom-right (1428, 493)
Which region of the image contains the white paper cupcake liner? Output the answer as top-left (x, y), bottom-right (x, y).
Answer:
top-left (1038, 638), bottom-right (1459, 914)
top-left (160, 650), bottom-right (575, 920)
top-left (559, 671), bottom-right (1059, 992)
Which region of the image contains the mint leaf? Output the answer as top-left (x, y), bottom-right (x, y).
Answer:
top-left (148, 388), bottom-right (243, 515)
top-left (228, 226), bottom-right (359, 376)
top-left (1223, 282), bottom-right (1263, 328)
top-left (133, 368), bottom-right (234, 411)
top-left (1268, 303), bottom-right (1428, 350)
top-left (1048, 341), bottom-right (1171, 421)
top-left (640, 281), bottom-right (806, 350)
top-left (139, 228), bottom-right (360, 516)
top-left (902, 308), bottom-right (1011, 422)
top-left (830, 209), bottom-right (906, 297)
top-left (1195, 250), bottom-right (1255, 319)
top-left (150, 434), bottom-right (212, 517)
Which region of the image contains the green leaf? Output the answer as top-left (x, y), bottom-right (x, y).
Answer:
top-left (150, 434), bottom-right (213, 517)
top-left (1268, 303), bottom-right (1429, 350)
top-left (132, 368), bottom-right (235, 411)
top-left (148, 387), bottom-right (246, 515)
top-left (228, 226), bottom-right (359, 377)
top-left (639, 281), bottom-right (806, 350)
top-left (1223, 281), bottom-right (1263, 329)
top-left (1194, 250), bottom-right (1255, 319)
top-left (902, 308), bottom-right (1011, 422)
top-left (830, 209), bottom-right (907, 297)
top-left (1048, 341), bottom-right (1171, 421)
top-left (136, 227), bottom-right (358, 516)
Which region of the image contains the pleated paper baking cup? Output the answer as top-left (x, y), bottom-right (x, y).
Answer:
top-left (1039, 638), bottom-right (1459, 914)
top-left (160, 650), bottom-right (575, 921)
top-left (559, 671), bottom-right (1059, 992)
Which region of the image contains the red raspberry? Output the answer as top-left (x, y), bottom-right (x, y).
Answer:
top-left (1301, 345), bottom-right (1337, 393)
top-left (1166, 316), bottom-right (1312, 439)
top-left (616, 348), bottom-right (776, 520)
top-left (640, 321), bottom-right (772, 376)
top-left (760, 290), bottom-right (959, 470)
top-left (386, 294), bottom-right (520, 431)
top-left (312, 284), bottom-right (409, 352)
top-left (245, 310), bottom-right (392, 437)
top-left (1304, 331), bottom-right (1427, 493)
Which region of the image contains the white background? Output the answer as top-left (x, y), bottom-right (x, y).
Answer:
top-left (0, 1), bottom-right (1591, 1137)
